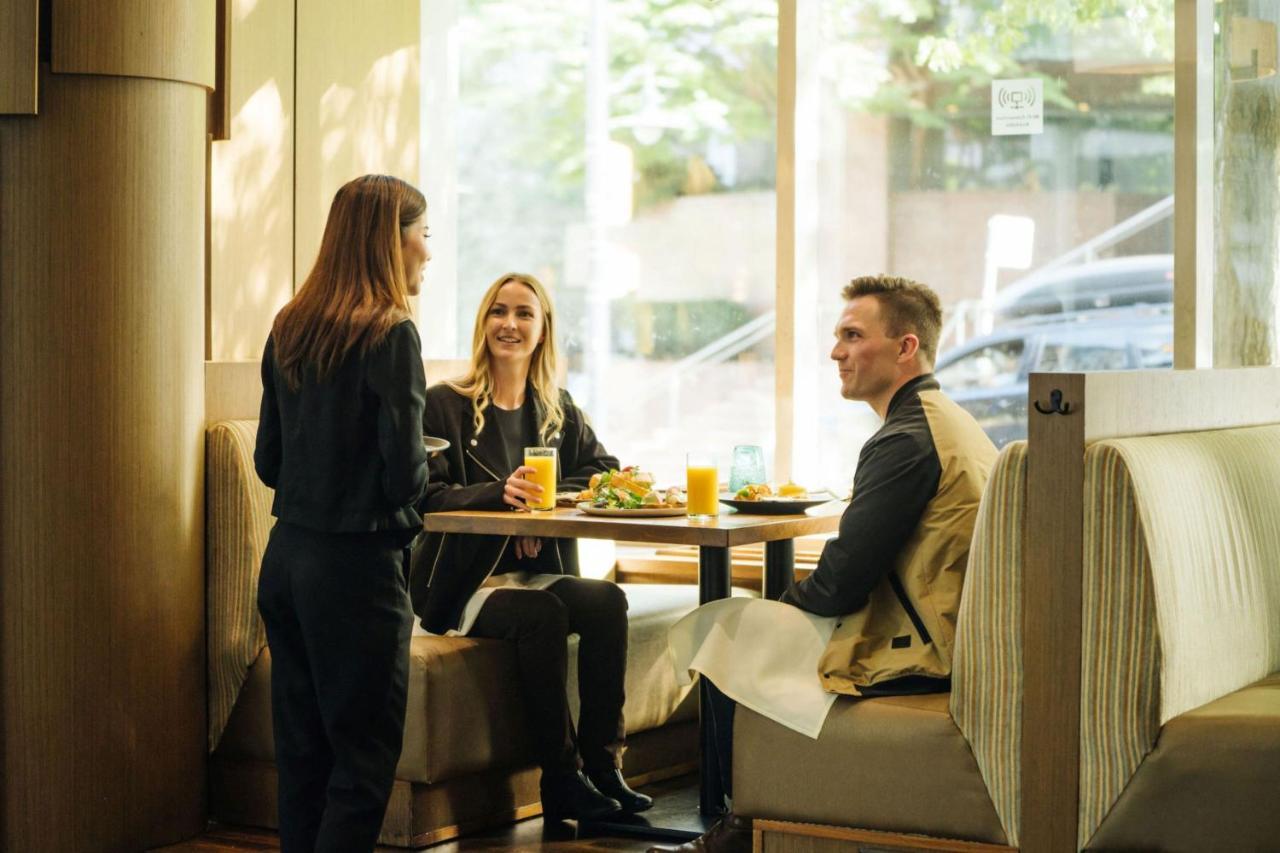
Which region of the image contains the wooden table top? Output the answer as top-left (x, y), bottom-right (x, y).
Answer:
top-left (422, 503), bottom-right (846, 547)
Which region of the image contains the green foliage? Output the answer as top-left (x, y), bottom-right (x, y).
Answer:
top-left (456, 0), bottom-right (1174, 207)
top-left (460, 0), bottom-right (776, 210)
top-left (822, 0), bottom-right (1173, 124)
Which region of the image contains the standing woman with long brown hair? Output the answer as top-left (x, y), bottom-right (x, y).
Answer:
top-left (254, 174), bottom-right (431, 853)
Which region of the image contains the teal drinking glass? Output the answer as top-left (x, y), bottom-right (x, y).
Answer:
top-left (728, 444), bottom-right (766, 494)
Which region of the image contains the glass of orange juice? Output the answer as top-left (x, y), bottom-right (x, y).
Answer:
top-left (686, 452), bottom-right (720, 521)
top-left (523, 447), bottom-right (557, 511)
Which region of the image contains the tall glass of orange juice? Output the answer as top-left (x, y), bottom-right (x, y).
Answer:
top-left (686, 452), bottom-right (719, 520)
top-left (523, 447), bottom-right (557, 511)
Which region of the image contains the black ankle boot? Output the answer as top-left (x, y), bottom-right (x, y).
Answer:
top-left (540, 769), bottom-right (623, 822)
top-left (587, 768), bottom-right (654, 813)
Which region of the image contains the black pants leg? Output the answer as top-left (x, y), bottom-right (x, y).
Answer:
top-left (546, 577), bottom-right (629, 774)
top-left (468, 577), bottom-right (629, 775)
top-left (706, 680), bottom-right (736, 801)
top-left (258, 522), bottom-right (413, 853)
top-left (470, 587), bottom-right (578, 774)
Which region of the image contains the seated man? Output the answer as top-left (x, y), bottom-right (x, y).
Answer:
top-left (655, 275), bottom-right (998, 853)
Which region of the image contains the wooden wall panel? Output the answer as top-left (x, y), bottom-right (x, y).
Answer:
top-left (208, 0), bottom-right (232, 140)
top-left (1021, 372), bottom-right (1086, 853)
top-left (208, 357), bottom-right (470, 423)
top-left (0, 69), bottom-right (206, 851)
top-left (1085, 365), bottom-right (1280, 440)
top-left (209, 0), bottom-right (295, 361)
top-left (206, 360), bottom-right (263, 422)
top-left (294, 0), bottom-right (420, 280)
top-left (52, 0), bottom-right (216, 89)
top-left (0, 0), bottom-right (39, 114)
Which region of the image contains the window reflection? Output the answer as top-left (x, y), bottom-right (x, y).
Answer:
top-left (1215, 3), bottom-right (1280, 367)
top-left (805, 0), bottom-right (1174, 470)
top-left (433, 0), bottom-right (778, 483)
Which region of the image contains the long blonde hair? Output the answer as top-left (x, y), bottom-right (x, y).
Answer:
top-left (272, 174), bottom-right (425, 389)
top-left (448, 273), bottom-right (565, 441)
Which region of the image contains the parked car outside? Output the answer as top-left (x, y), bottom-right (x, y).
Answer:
top-left (991, 254), bottom-right (1173, 326)
top-left (935, 306), bottom-right (1173, 447)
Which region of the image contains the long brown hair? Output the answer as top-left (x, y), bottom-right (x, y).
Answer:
top-left (447, 273), bottom-right (565, 441)
top-left (271, 174), bottom-right (426, 389)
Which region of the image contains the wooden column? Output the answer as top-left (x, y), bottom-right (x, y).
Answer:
top-left (1173, 0), bottom-right (1214, 368)
top-left (0, 0), bottom-right (39, 113)
top-left (0, 3), bottom-right (212, 849)
top-left (1021, 373), bottom-right (1086, 853)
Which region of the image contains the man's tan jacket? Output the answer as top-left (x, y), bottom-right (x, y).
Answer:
top-left (782, 375), bottom-right (997, 696)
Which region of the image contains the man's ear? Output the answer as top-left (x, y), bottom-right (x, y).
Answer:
top-left (898, 333), bottom-right (920, 362)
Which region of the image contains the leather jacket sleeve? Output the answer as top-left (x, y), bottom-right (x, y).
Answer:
top-left (367, 321), bottom-right (429, 508)
top-left (419, 390), bottom-right (506, 512)
top-left (559, 392), bottom-right (620, 490)
top-left (253, 336), bottom-right (282, 489)
top-left (781, 431), bottom-right (940, 617)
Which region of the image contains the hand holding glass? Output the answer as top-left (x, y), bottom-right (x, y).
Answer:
top-left (686, 452), bottom-right (719, 520)
top-left (523, 447), bottom-right (557, 511)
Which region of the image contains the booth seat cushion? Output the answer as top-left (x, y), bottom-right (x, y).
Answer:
top-left (1085, 672), bottom-right (1280, 852)
top-left (1079, 425), bottom-right (1280, 847)
top-left (1077, 442), bottom-right (1160, 846)
top-left (949, 441), bottom-right (1026, 846)
top-left (215, 583), bottom-right (699, 784)
top-left (734, 693), bottom-right (1007, 845)
top-left (207, 419), bottom-right (272, 751)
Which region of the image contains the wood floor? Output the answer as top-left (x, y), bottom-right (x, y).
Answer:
top-left (152, 777), bottom-right (699, 853)
top-left (151, 822), bottom-right (657, 852)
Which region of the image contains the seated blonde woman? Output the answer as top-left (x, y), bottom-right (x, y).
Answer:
top-left (409, 272), bottom-right (650, 822)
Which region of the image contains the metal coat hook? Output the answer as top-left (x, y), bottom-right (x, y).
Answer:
top-left (1033, 388), bottom-right (1072, 415)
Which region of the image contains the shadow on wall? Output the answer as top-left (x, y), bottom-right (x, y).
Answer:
top-left (294, 5), bottom-right (422, 297)
top-left (212, 78), bottom-right (290, 361)
top-left (211, 0), bottom-right (295, 362)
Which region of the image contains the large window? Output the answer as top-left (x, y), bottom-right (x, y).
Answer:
top-left (799, 0), bottom-right (1175, 485)
top-left (424, 1), bottom-right (1177, 490)
top-left (1215, 0), bottom-right (1280, 366)
top-left (424, 0), bottom-right (777, 484)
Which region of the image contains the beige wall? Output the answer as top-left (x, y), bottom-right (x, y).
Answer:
top-left (294, 0), bottom-right (421, 286)
top-left (210, 0), bottom-right (296, 362)
top-left (209, 0), bottom-right (420, 361)
top-left (890, 190), bottom-right (1168, 307)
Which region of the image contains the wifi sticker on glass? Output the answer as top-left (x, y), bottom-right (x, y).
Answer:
top-left (992, 78), bottom-right (1043, 136)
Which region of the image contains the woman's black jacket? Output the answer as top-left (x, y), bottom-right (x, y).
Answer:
top-left (408, 383), bottom-right (619, 633)
top-left (254, 319), bottom-right (429, 542)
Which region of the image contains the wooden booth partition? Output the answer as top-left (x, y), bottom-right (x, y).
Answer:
top-left (0, 2), bottom-right (216, 850)
top-left (1019, 366), bottom-right (1280, 853)
top-left (0, 0), bottom-right (38, 114)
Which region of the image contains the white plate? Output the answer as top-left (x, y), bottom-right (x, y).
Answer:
top-left (576, 501), bottom-right (687, 518)
top-left (422, 435), bottom-right (450, 453)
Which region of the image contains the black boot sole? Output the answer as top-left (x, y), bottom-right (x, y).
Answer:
top-left (542, 804), bottom-right (624, 823)
top-left (617, 798), bottom-right (654, 814)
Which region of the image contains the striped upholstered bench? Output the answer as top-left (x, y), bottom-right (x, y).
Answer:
top-left (736, 423), bottom-right (1280, 852)
top-left (204, 419), bottom-right (700, 847)
top-left (736, 441), bottom-right (1027, 852)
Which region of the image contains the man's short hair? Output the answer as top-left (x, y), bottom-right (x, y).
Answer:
top-left (842, 275), bottom-right (943, 365)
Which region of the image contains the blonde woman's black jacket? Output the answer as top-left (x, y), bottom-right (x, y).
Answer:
top-left (409, 384), bottom-right (619, 634)
top-left (254, 319), bottom-right (429, 543)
